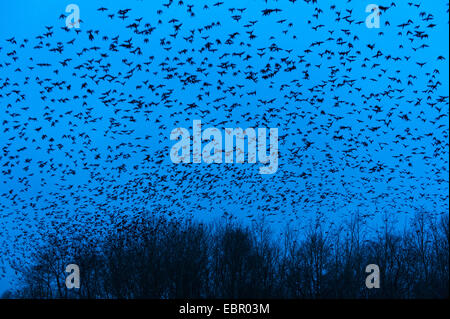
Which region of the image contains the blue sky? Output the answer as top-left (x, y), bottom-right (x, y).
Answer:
top-left (0, 0), bottom-right (448, 294)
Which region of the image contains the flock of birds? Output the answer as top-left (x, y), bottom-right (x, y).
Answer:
top-left (0, 0), bottom-right (448, 277)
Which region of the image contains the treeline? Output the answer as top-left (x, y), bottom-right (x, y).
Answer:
top-left (5, 211), bottom-right (449, 299)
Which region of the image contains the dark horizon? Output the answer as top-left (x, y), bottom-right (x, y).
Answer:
top-left (4, 210), bottom-right (448, 299)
